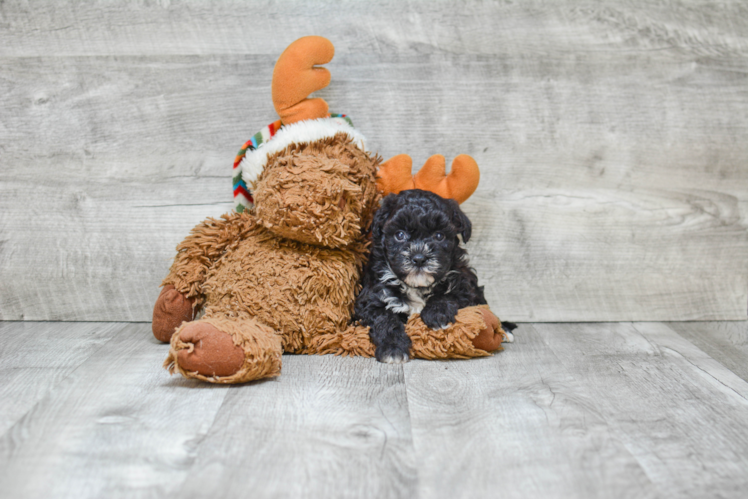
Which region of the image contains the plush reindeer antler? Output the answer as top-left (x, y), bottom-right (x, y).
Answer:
top-left (375, 154), bottom-right (416, 194)
top-left (377, 154), bottom-right (480, 204)
top-left (272, 36), bottom-right (335, 125)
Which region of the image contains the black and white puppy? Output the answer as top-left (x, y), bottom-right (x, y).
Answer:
top-left (354, 189), bottom-right (490, 363)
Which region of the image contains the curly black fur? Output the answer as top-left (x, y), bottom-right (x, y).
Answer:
top-left (354, 189), bottom-right (488, 363)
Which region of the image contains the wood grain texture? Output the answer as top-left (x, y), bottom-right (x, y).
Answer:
top-left (666, 321), bottom-right (748, 382)
top-left (1, 1), bottom-right (746, 321)
top-left (0, 321), bottom-right (123, 436)
top-left (0, 324), bottom-right (230, 498)
top-left (0, 320), bottom-right (747, 497)
top-left (176, 355), bottom-right (416, 498)
top-left (534, 322), bottom-right (748, 498)
top-left (1, 1), bottom-right (746, 57)
top-left (403, 321), bottom-right (748, 497)
top-left (403, 325), bottom-right (656, 498)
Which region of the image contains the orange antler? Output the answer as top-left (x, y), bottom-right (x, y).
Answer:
top-left (376, 154), bottom-right (415, 195)
top-left (272, 36), bottom-right (335, 125)
top-left (377, 154), bottom-right (480, 204)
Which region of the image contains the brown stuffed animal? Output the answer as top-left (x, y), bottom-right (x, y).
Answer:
top-left (152, 36), bottom-right (509, 384)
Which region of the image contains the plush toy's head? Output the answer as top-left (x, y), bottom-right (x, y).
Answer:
top-left (252, 127), bottom-right (381, 248)
top-left (233, 36), bottom-right (381, 249)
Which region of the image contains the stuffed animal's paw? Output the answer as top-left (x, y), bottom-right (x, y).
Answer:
top-left (470, 309), bottom-right (516, 352)
top-left (421, 300), bottom-right (459, 330)
top-left (152, 285), bottom-right (195, 342)
top-left (175, 322), bottom-right (244, 377)
top-left (470, 309), bottom-right (502, 352)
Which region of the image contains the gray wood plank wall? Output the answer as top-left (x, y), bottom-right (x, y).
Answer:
top-left (1, 1), bottom-right (746, 322)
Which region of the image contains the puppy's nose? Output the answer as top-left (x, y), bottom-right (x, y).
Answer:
top-left (411, 254), bottom-right (426, 267)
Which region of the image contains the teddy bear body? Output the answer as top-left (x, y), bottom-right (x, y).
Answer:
top-left (199, 217), bottom-right (362, 354)
top-left (156, 130), bottom-right (388, 383)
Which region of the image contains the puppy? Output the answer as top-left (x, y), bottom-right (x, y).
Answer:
top-left (354, 189), bottom-right (495, 363)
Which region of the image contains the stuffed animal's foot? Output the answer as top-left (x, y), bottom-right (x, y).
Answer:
top-left (174, 322), bottom-right (245, 377)
top-left (152, 285), bottom-right (195, 342)
top-left (407, 306), bottom-right (508, 359)
top-left (471, 308), bottom-right (505, 352)
top-left (164, 317), bottom-right (283, 384)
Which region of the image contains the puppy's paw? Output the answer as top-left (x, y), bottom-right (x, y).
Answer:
top-left (421, 301), bottom-right (459, 330)
top-left (375, 344), bottom-right (410, 364)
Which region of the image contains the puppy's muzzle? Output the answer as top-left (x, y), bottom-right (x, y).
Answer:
top-left (399, 243), bottom-right (439, 288)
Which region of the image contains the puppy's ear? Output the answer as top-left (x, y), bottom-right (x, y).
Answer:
top-left (371, 194), bottom-right (399, 244)
top-left (448, 199), bottom-right (472, 243)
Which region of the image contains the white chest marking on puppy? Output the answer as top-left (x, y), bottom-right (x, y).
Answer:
top-left (381, 290), bottom-right (410, 315)
top-left (381, 286), bottom-right (430, 316)
top-left (402, 286), bottom-right (428, 315)
top-left (380, 266), bottom-right (433, 316)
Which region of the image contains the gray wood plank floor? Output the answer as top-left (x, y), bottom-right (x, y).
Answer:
top-left (1, 320), bottom-right (746, 498)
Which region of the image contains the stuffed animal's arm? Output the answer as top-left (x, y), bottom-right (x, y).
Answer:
top-left (161, 211), bottom-right (254, 303)
top-left (305, 306), bottom-right (506, 359)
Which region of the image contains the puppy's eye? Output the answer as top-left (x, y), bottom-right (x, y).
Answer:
top-left (434, 232), bottom-right (445, 241)
top-left (395, 230), bottom-right (408, 241)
